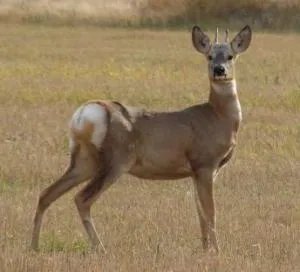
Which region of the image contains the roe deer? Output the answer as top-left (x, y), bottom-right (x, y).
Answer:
top-left (31, 25), bottom-right (252, 253)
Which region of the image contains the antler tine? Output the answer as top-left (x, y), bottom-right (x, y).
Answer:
top-left (225, 29), bottom-right (229, 43)
top-left (214, 27), bottom-right (219, 44)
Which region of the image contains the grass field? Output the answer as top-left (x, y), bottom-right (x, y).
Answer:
top-left (0, 23), bottom-right (299, 271)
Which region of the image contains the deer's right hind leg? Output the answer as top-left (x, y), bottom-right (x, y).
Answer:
top-left (31, 144), bottom-right (97, 251)
top-left (74, 163), bottom-right (122, 251)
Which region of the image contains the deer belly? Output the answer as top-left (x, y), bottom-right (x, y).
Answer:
top-left (129, 151), bottom-right (192, 180)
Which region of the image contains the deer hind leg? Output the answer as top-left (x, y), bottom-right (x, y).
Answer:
top-left (31, 102), bottom-right (110, 251)
top-left (31, 143), bottom-right (98, 251)
top-left (193, 167), bottom-right (219, 253)
top-left (74, 161), bottom-right (123, 250)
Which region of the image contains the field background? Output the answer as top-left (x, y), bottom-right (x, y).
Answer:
top-left (0, 0), bottom-right (300, 30)
top-left (0, 1), bottom-right (300, 272)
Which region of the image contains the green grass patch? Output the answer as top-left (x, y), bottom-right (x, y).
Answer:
top-left (42, 232), bottom-right (89, 253)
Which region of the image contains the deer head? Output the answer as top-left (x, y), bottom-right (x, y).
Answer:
top-left (192, 25), bottom-right (252, 82)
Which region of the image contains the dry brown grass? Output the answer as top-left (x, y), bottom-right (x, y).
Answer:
top-left (0, 24), bottom-right (299, 271)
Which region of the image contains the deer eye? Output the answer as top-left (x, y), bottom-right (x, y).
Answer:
top-left (208, 55), bottom-right (213, 61)
top-left (228, 55), bottom-right (233, 60)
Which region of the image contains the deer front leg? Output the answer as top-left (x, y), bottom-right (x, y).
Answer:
top-left (193, 167), bottom-right (219, 253)
top-left (193, 184), bottom-right (209, 251)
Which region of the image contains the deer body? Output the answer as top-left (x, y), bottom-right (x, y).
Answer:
top-left (31, 26), bottom-right (252, 253)
top-left (87, 83), bottom-right (239, 180)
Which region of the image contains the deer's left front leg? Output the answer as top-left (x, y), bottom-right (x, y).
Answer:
top-left (193, 167), bottom-right (219, 253)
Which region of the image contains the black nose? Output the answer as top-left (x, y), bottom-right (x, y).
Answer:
top-left (214, 65), bottom-right (225, 76)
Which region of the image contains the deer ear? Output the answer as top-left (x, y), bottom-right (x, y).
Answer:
top-left (192, 26), bottom-right (211, 54)
top-left (231, 25), bottom-right (252, 54)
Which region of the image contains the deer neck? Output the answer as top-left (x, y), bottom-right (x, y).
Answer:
top-left (209, 80), bottom-right (242, 131)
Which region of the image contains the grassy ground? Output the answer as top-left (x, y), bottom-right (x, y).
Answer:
top-left (0, 24), bottom-right (299, 271)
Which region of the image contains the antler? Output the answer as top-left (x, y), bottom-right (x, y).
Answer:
top-left (214, 27), bottom-right (219, 44)
top-left (225, 29), bottom-right (229, 43)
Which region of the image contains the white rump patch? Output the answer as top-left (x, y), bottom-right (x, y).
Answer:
top-left (69, 103), bottom-right (108, 149)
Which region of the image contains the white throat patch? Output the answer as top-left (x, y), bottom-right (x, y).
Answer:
top-left (211, 80), bottom-right (237, 96)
